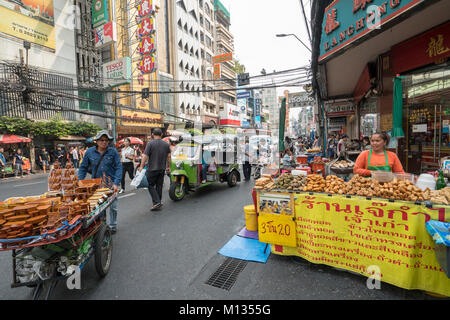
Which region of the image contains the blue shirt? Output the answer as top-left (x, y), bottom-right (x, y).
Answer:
top-left (0, 152), bottom-right (5, 166)
top-left (78, 146), bottom-right (122, 186)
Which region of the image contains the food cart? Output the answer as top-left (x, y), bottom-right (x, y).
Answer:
top-left (0, 164), bottom-right (115, 300)
top-left (253, 171), bottom-right (450, 297)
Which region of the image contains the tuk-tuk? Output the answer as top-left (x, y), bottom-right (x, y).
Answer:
top-left (168, 134), bottom-right (241, 201)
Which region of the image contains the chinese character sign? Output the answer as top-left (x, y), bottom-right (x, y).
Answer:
top-left (138, 0), bottom-right (154, 17)
top-left (139, 55), bottom-right (156, 74)
top-left (138, 17), bottom-right (155, 36)
top-left (139, 36), bottom-right (155, 55)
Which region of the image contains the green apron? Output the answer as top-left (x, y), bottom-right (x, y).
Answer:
top-left (367, 149), bottom-right (392, 172)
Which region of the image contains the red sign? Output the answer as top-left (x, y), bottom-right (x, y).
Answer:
top-left (138, 17), bottom-right (155, 37)
top-left (138, 0), bottom-right (154, 17)
top-left (213, 64), bottom-right (221, 79)
top-left (139, 55), bottom-right (156, 74)
top-left (391, 21), bottom-right (450, 74)
top-left (139, 36), bottom-right (155, 55)
top-left (213, 52), bottom-right (233, 64)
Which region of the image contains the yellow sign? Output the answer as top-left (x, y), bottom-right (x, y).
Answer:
top-left (267, 192), bottom-right (450, 296)
top-left (259, 213), bottom-right (297, 247)
top-left (426, 34), bottom-right (450, 58)
top-left (0, 4), bottom-right (55, 49)
top-left (120, 109), bottom-right (162, 127)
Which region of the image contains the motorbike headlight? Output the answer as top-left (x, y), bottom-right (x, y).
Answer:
top-left (175, 160), bottom-right (183, 168)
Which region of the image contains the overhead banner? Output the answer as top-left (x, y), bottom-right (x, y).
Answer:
top-left (266, 192), bottom-right (450, 297)
top-left (288, 92), bottom-right (315, 108)
top-left (0, 0), bottom-right (55, 49)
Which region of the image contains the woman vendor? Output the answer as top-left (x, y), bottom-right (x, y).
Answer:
top-left (353, 132), bottom-right (405, 177)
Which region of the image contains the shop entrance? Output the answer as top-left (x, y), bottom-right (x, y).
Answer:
top-left (401, 65), bottom-right (450, 174)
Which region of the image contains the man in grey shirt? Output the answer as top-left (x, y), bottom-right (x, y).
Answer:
top-left (138, 128), bottom-right (171, 211)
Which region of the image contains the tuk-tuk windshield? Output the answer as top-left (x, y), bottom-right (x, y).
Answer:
top-left (172, 144), bottom-right (199, 159)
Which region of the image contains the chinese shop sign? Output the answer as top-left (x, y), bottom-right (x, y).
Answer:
top-left (391, 21), bottom-right (450, 74)
top-left (319, 0), bottom-right (426, 61)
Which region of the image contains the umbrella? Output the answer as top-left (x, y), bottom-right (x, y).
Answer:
top-left (118, 137), bottom-right (143, 145)
top-left (0, 134), bottom-right (31, 144)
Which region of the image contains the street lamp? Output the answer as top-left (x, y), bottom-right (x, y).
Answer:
top-left (276, 34), bottom-right (311, 53)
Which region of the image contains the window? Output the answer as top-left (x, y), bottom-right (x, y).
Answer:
top-left (205, 36), bottom-right (211, 48)
top-left (200, 32), bottom-right (204, 42)
top-left (205, 53), bottom-right (212, 64)
top-left (200, 15), bottom-right (203, 25)
top-left (205, 19), bottom-right (211, 32)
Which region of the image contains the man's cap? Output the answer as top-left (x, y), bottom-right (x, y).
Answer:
top-left (94, 130), bottom-right (113, 141)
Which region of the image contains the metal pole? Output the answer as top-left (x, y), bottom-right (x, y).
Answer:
top-left (298, 0), bottom-right (312, 45)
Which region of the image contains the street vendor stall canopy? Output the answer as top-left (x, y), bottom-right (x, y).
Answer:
top-left (0, 135), bottom-right (31, 144)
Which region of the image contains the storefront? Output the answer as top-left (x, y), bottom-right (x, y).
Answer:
top-left (117, 109), bottom-right (164, 143)
top-left (390, 21), bottom-right (450, 174)
top-left (325, 100), bottom-right (357, 138)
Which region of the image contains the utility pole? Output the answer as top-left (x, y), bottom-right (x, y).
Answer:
top-left (21, 40), bottom-right (36, 172)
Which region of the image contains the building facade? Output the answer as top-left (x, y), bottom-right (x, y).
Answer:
top-left (311, 0), bottom-right (450, 173)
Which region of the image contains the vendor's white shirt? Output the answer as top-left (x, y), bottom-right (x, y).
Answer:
top-left (121, 146), bottom-right (134, 163)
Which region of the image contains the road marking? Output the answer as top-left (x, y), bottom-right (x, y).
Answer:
top-left (14, 181), bottom-right (46, 187)
top-left (118, 192), bottom-right (136, 199)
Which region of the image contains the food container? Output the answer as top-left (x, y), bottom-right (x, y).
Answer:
top-left (416, 174), bottom-right (436, 191)
top-left (296, 156), bottom-right (308, 164)
top-left (371, 171), bottom-right (393, 183)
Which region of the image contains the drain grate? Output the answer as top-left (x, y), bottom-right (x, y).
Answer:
top-left (205, 257), bottom-right (248, 291)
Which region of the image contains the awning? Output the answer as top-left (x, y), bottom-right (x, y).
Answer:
top-left (0, 134), bottom-right (31, 144)
top-left (57, 135), bottom-right (87, 141)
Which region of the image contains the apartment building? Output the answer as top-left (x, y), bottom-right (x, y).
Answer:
top-left (198, 0), bottom-right (219, 127)
top-left (213, 0), bottom-right (236, 113)
top-left (174, 0), bottom-right (203, 124)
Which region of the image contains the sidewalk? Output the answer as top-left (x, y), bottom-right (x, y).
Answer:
top-left (0, 171), bottom-right (48, 183)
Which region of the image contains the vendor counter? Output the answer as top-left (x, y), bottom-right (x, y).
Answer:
top-left (256, 190), bottom-right (450, 297)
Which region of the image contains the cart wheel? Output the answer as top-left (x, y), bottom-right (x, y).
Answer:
top-left (94, 224), bottom-right (112, 278)
top-left (227, 171), bottom-right (238, 187)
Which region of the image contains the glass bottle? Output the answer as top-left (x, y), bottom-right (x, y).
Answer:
top-left (436, 170), bottom-right (446, 190)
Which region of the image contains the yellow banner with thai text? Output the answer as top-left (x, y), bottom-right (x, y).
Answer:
top-left (270, 193), bottom-right (450, 296)
top-left (120, 109), bottom-right (162, 127)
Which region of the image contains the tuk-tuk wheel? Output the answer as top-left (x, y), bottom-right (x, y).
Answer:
top-left (169, 181), bottom-right (185, 201)
top-left (227, 171), bottom-right (238, 187)
top-left (94, 224), bottom-right (112, 278)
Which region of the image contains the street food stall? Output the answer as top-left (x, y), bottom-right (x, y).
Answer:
top-left (0, 162), bottom-right (116, 299)
top-left (0, 135), bottom-right (32, 177)
top-left (252, 168), bottom-right (450, 297)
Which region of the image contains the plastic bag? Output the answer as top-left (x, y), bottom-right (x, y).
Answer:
top-left (130, 167), bottom-right (147, 188)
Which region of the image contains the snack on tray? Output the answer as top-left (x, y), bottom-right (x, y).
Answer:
top-left (303, 174), bottom-right (326, 192)
top-left (324, 175), bottom-right (347, 194)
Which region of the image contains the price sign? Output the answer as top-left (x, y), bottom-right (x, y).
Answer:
top-left (258, 213), bottom-right (297, 247)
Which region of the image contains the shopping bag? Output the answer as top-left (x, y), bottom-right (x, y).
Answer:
top-left (130, 167), bottom-right (147, 188)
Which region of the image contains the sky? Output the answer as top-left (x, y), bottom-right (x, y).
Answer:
top-left (221, 0), bottom-right (312, 120)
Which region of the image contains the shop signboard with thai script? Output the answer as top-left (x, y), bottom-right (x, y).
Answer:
top-left (288, 92), bottom-right (315, 108)
top-left (120, 109), bottom-right (162, 127)
top-left (319, 0), bottom-right (426, 62)
top-left (268, 193), bottom-right (450, 296)
top-left (213, 52), bottom-right (233, 64)
top-left (326, 102), bottom-right (355, 117)
top-left (391, 21), bottom-right (450, 74)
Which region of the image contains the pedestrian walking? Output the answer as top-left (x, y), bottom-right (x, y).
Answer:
top-left (78, 146), bottom-right (85, 164)
top-left (71, 146), bottom-right (79, 168)
top-left (55, 146), bottom-right (65, 167)
top-left (13, 148), bottom-right (24, 178)
top-left (39, 147), bottom-right (50, 174)
top-left (120, 137), bottom-right (135, 194)
top-left (242, 138), bottom-right (251, 181)
top-left (138, 128), bottom-right (171, 211)
top-left (78, 130), bottom-right (122, 233)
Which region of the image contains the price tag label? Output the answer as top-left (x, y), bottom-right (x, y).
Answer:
top-left (258, 213), bottom-right (297, 247)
